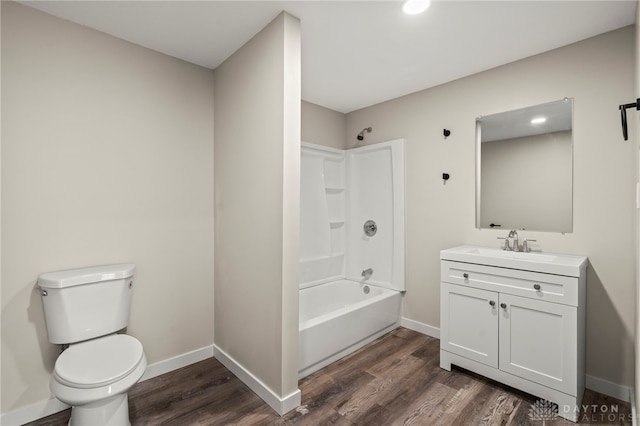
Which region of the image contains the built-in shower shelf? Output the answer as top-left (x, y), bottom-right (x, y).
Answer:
top-left (301, 142), bottom-right (349, 287)
top-left (325, 187), bottom-right (344, 194)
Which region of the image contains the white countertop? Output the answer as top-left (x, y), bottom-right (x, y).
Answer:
top-left (440, 245), bottom-right (588, 277)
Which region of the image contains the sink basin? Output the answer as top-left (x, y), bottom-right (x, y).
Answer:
top-left (467, 247), bottom-right (558, 262)
top-left (440, 245), bottom-right (587, 277)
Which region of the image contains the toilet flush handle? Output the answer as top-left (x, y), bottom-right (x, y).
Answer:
top-left (37, 284), bottom-right (48, 297)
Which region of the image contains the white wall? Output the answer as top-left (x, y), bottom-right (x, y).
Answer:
top-left (1, 1), bottom-right (214, 415)
top-left (347, 27), bottom-right (636, 391)
top-left (213, 11), bottom-right (300, 405)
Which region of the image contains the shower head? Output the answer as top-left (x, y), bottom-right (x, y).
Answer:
top-left (357, 127), bottom-right (373, 141)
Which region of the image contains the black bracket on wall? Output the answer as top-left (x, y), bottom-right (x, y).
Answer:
top-left (619, 99), bottom-right (639, 141)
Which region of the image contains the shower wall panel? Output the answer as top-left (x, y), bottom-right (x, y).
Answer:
top-left (346, 140), bottom-right (405, 292)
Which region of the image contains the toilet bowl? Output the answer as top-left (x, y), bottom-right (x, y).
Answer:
top-left (50, 335), bottom-right (146, 425)
top-left (38, 264), bottom-right (146, 426)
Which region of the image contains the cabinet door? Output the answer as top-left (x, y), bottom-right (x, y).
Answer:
top-left (499, 293), bottom-right (577, 395)
top-left (441, 282), bottom-right (498, 368)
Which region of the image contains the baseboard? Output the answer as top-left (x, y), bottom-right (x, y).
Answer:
top-left (213, 344), bottom-right (301, 415)
top-left (140, 344), bottom-right (214, 382)
top-left (586, 374), bottom-right (633, 403)
top-left (401, 317), bottom-right (440, 339)
top-left (0, 344), bottom-right (214, 426)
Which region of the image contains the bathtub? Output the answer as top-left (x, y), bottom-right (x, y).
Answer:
top-left (298, 279), bottom-right (401, 379)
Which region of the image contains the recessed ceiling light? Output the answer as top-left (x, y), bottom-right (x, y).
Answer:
top-left (402, 0), bottom-right (431, 15)
top-left (531, 117), bottom-right (547, 124)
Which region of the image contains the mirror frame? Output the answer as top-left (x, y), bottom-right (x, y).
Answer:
top-left (475, 98), bottom-right (574, 233)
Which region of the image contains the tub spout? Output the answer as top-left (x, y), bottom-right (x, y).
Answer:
top-left (361, 268), bottom-right (373, 279)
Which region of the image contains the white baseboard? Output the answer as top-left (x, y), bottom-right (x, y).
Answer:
top-left (0, 344), bottom-right (214, 426)
top-left (213, 344), bottom-right (301, 416)
top-left (401, 317), bottom-right (440, 339)
top-left (140, 344), bottom-right (213, 382)
top-left (585, 374), bottom-right (633, 403)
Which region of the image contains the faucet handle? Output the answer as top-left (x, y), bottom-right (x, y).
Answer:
top-left (522, 239), bottom-right (537, 253)
top-left (497, 236), bottom-right (511, 251)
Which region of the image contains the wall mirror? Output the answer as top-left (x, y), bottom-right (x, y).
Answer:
top-left (476, 98), bottom-right (573, 233)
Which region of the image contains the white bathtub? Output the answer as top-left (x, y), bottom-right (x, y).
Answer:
top-left (298, 279), bottom-right (401, 379)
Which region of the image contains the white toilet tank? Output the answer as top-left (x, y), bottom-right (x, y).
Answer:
top-left (39, 264), bottom-right (136, 344)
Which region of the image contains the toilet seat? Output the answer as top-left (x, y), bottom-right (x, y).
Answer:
top-left (53, 334), bottom-right (144, 389)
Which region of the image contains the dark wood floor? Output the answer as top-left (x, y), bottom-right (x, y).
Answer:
top-left (27, 328), bottom-right (631, 425)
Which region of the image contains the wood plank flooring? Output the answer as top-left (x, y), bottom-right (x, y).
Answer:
top-left (26, 328), bottom-right (632, 425)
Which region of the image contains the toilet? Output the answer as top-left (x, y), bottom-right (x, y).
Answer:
top-left (38, 264), bottom-right (147, 426)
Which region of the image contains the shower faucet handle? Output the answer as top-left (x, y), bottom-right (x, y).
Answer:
top-left (361, 268), bottom-right (373, 279)
top-left (363, 220), bottom-right (377, 237)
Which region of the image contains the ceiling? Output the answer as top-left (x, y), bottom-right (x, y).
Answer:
top-left (21, 1), bottom-right (637, 113)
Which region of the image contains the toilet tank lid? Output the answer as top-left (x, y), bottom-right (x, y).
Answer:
top-left (38, 264), bottom-right (135, 289)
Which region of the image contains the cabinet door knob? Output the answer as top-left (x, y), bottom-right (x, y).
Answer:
top-left (533, 284), bottom-right (541, 291)
top-left (500, 303), bottom-right (507, 310)
top-left (489, 300), bottom-right (496, 307)
top-left (463, 273), bottom-right (469, 279)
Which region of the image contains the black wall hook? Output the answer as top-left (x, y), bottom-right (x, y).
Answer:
top-left (619, 99), bottom-right (639, 141)
top-left (443, 129), bottom-right (451, 139)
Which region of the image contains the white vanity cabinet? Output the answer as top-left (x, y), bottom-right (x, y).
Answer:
top-left (440, 247), bottom-right (587, 422)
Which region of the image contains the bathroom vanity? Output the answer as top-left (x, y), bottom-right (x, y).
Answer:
top-left (440, 245), bottom-right (587, 422)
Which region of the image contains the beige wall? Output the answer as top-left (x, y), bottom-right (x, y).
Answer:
top-left (214, 12), bottom-right (300, 399)
top-left (301, 101), bottom-right (347, 149)
top-left (347, 27), bottom-right (636, 389)
top-left (1, 1), bottom-right (215, 414)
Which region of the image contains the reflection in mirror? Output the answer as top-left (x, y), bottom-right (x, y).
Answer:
top-left (476, 98), bottom-right (573, 233)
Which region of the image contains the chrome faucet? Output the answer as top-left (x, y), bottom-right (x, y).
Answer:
top-left (498, 230), bottom-right (537, 252)
top-left (509, 230), bottom-right (519, 252)
top-left (498, 230), bottom-right (518, 251)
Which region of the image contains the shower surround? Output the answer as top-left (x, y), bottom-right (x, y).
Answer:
top-left (299, 140), bottom-right (405, 378)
